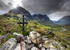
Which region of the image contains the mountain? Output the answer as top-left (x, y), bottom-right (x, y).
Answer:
top-left (52, 21), bottom-right (57, 23)
top-left (0, 6), bottom-right (54, 26)
top-left (32, 14), bottom-right (53, 26)
top-left (4, 7), bottom-right (32, 20)
top-left (56, 15), bottom-right (70, 25)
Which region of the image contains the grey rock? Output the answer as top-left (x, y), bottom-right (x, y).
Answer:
top-left (1, 38), bottom-right (17, 50)
top-left (14, 43), bottom-right (21, 50)
top-left (29, 31), bottom-right (41, 39)
top-left (24, 36), bottom-right (31, 44)
top-left (13, 32), bottom-right (24, 42)
top-left (29, 31), bottom-right (41, 44)
top-left (31, 47), bottom-right (39, 50)
top-left (20, 41), bottom-right (27, 50)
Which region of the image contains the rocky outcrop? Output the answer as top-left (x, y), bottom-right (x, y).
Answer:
top-left (1, 38), bottom-right (17, 50)
top-left (1, 31), bottom-right (66, 50)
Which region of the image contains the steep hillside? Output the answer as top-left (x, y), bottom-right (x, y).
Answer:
top-left (1, 6), bottom-right (54, 26)
top-left (32, 14), bottom-right (54, 26)
top-left (4, 7), bottom-right (33, 20)
top-left (56, 15), bottom-right (70, 25)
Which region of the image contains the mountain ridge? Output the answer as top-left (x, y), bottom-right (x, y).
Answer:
top-left (56, 15), bottom-right (70, 25)
top-left (0, 6), bottom-right (54, 26)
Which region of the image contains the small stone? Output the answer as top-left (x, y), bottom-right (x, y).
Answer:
top-left (31, 47), bottom-right (39, 50)
top-left (13, 32), bottom-right (24, 42)
top-left (14, 43), bottom-right (21, 50)
top-left (24, 36), bottom-right (31, 44)
top-left (20, 41), bottom-right (27, 50)
top-left (41, 47), bottom-right (45, 50)
top-left (39, 44), bottom-right (42, 48)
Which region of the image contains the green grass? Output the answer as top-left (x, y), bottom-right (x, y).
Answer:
top-left (0, 13), bottom-right (70, 50)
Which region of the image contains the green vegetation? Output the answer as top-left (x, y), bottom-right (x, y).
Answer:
top-left (0, 13), bottom-right (70, 50)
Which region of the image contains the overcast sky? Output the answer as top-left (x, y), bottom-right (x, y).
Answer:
top-left (0, 0), bottom-right (70, 21)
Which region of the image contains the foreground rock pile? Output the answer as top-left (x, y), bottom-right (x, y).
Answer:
top-left (0, 31), bottom-right (65, 50)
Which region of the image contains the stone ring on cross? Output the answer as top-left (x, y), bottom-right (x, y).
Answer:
top-left (17, 15), bottom-right (28, 28)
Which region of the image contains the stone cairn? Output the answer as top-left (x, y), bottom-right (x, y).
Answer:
top-left (0, 31), bottom-right (56, 50)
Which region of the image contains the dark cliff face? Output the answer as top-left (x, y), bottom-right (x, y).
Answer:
top-left (56, 15), bottom-right (70, 25)
top-left (32, 14), bottom-right (53, 23)
top-left (32, 14), bottom-right (53, 26)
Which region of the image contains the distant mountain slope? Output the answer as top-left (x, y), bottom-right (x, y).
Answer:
top-left (56, 15), bottom-right (70, 25)
top-left (32, 14), bottom-right (53, 26)
top-left (4, 7), bottom-right (32, 20)
top-left (0, 7), bottom-right (54, 26)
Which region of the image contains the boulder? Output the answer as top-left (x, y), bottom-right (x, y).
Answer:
top-left (43, 40), bottom-right (50, 48)
top-left (27, 44), bottom-right (35, 49)
top-left (24, 36), bottom-right (31, 44)
top-left (41, 47), bottom-right (46, 50)
top-left (39, 44), bottom-right (42, 48)
top-left (1, 38), bottom-right (17, 50)
top-left (14, 43), bottom-right (21, 50)
top-left (20, 41), bottom-right (27, 50)
top-left (29, 31), bottom-right (41, 44)
top-left (29, 31), bottom-right (41, 39)
top-left (13, 32), bottom-right (24, 42)
top-left (32, 38), bottom-right (41, 44)
top-left (31, 47), bottom-right (39, 50)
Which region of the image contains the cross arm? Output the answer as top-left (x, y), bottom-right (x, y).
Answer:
top-left (17, 22), bottom-right (28, 24)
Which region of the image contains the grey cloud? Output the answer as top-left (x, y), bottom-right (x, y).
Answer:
top-left (0, 0), bottom-right (69, 14)
top-left (0, 0), bottom-right (10, 11)
top-left (22, 0), bottom-right (65, 14)
top-left (0, 0), bottom-right (70, 21)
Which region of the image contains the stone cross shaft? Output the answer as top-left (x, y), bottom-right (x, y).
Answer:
top-left (17, 15), bottom-right (28, 31)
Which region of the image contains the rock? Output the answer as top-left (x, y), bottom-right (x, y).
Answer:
top-left (0, 34), bottom-right (7, 40)
top-left (29, 31), bottom-right (41, 44)
top-left (48, 31), bottom-right (55, 37)
top-left (32, 37), bottom-right (42, 44)
top-left (13, 32), bottom-right (23, 37)
top-left (24, 36), bottom-right (31, 44)
top-left (50, 43), bottom-right (55, 50)
top-left (1, 38), bottom-right (17, 50)
top-left (45, 31), bottom-right (48, 33)
top-left (41, 47), bottom-right (46, 50)
top-left (29, 31), bottom-right (41, 39)
top-left (39, 44), bottom-right (42, 48)
top-left (31, 47), bottom-right (39, 50)
top-left (20, 41), bottom-right (27, 50)
top-left (42, 36), bottom-right (48, 41)
top-left (14, 43), bottom-right (21, 50)
top-left (43, 40), bottom-right (50, 48)
top-left (52, 41), bottom-right (65, 50)
top-left (27, 44), bottom-right (35, 49)
top-left (13, 32), bottom-right (24, 42)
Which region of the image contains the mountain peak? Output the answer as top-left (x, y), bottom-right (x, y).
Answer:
top-left (9, 6), bottom-right (29, 14)
top-left (6, 6), bottom-right (32, 20)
